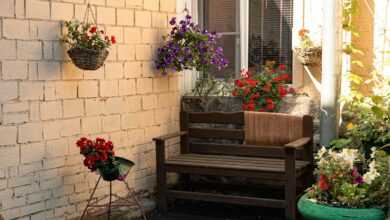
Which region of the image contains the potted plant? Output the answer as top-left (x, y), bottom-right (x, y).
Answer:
top-left (294, 28), bottom-right (321, 65)
top-left (231, 62), bottom-right (295, 112)
top-left (298, 147), bottom-right (388, 220)
top-left (64, 20), bottom-right (116, 70)
top-left (76, 137), bottom-right (134, 181)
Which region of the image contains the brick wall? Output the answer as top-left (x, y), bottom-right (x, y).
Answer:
top-left (0, 0), bottom-right (179, 219)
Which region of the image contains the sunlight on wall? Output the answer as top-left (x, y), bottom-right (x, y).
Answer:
top-left (374, 0), bottom-right (390, 76)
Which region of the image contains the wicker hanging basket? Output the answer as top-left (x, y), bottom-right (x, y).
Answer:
top-left (68, 47), bottom-right (109, 70)
top-left (294, 46), bottom-right (322, 65)
top-left (66, 4), bottom-right (109, 70)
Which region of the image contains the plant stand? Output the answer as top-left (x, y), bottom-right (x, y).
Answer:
top-left (80, 176), bottom-right (148, 220)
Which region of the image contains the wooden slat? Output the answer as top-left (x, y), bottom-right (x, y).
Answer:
top-left (188, 111), bottom-right (244, 124)
top-left (188, 128), bottom-right (245, 140)
top-left (189, 142), bottom-right (305, 159)
top-left (168, 190), bottom-right (285, 208)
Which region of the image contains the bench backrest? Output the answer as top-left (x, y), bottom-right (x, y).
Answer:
top-left (180, 111), bottom-right (313, 160)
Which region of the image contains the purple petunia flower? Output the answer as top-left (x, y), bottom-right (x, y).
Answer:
top-left (169, 17), bottom-right (176, 25)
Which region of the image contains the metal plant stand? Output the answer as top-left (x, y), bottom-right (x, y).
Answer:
top-left (80, 176), bottom-right (148, 220)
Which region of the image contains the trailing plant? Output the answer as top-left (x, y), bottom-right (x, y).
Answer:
top-left (232, 62), bottom-right (295, 112)
top-left (298, 28), bottom-right (315, 49)
top-left (155, 15), bottom-right (228, 74)
top-left (64, 20), bottom-right (116, 50)
top-left (307, 147), bottom-right (389, 209)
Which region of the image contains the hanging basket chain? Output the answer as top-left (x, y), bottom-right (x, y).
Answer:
top-left (83, 3), bottom-right (97, 25)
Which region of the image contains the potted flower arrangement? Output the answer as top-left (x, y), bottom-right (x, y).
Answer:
top-left (64, 20), bottom-right (116, 70)
top-left (155, 15), bottom-right (228, 75)
top-left (231, 62), bottom-right (295, 112)
top-left (76, 137), bottom-right (134, 181)
top-left (294, 28), bottom-right (322, 65)
top-left (298, 147), bottom-right (388, 220)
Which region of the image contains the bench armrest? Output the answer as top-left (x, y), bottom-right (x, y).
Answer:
top-left (153, 131), bottom-right (187, 143)
top-left (284, 137), bottom-right (311, 150)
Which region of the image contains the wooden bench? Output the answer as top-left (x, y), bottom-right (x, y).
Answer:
top-left (153, 111), bottom-right (314, 220)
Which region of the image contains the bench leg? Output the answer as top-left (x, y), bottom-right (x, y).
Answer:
top-left (285, 180), bottom-right (296, 220)
top-left (156, 140), bottom-right (168, 214)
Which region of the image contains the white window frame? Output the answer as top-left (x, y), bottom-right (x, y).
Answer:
top-left (178, 0), bottom-right (303, 93)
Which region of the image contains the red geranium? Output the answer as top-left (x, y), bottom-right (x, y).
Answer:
top-left (89, 26), bottom-right (97, 33)
top-left (111, 36), bottom-right (116, 44)
top-left (232, 63), bottom-right (294, 112)
top-left (76, 137), bottom-right (116, 172)
top-left (318, 175), bottom-right (330, 191)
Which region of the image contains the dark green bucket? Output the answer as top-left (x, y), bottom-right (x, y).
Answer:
top-left (298, 193), bottom-right (385, 220)
top-left (98, 157), bottom-right (135, 182)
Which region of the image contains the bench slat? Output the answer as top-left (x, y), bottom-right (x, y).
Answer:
top-left (188, 128), bottom-right (245, 140)
top-left (188, 111), bottom-right (244, 124)
top-left (168, 190), bottom-right (285, 208)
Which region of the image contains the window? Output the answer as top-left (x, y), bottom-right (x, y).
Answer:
top-left (200, 0), bottom-right (294, 77)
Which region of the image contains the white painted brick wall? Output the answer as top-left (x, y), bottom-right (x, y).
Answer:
top-left (0, 0), bottom-right (180, 219)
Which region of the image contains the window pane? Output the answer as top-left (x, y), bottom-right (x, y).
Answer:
top-left (249, 0), bottom-right (293, 75)
top-left (203, 0), bottom-right (237, 33)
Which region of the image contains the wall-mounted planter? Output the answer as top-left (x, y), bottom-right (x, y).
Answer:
top-left (295, 46), bottom-right (322, 65)
top-left (68, 47), bottom-right (109, 70)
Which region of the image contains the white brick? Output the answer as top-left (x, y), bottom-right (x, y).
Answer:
top-left (102, 115), bottom-right (121, 132)
top-left (44, 82), bottom-right (56, 101)
top-left (124, 28), bottom-right (141, 44)
top-left (105, 97), bottom-right (127, 114)
top-left (126, 0), bottom-right (143, 8)
top-left (26, 0), bottom-right (50, 19)
top-left (61, 118), bottom-right (81, 137)
top-left (107, 0), bottom-right (125, 7)
top-left (75, 4), bottom-right (97, 21)
top-left (136, 45), bottom-right (152, 60)
top-left (15, 0), bottom-right (24, 18)
top-left (43, 41), bottom-right (53, 59)
top-left (0, 81), bottom-right (18, 102)
top-left (2, 61), bottom-right (28, 80)
top-left (3, 102), bottom-right (29, 112)
top-left (17, 41), bottom-right (42, 60)
top-left (3, 19), bottom-right (29, 39)
top-left (18, 122), bottom-right (43, 143)
top-left (97, 7), bottom-right (116, 25)
top-left (135, 11), bottom-right (151, 27)
top-left (136, 78), bottom-right (153, 94)
top-left (137, 110), bottom-right (154, 126)
top-left (0, 40), bottom-right (17, 59)
top-left (118, 44), bottom-right (136, 60)
top-left (38, 61), bottom-right (61, 80)
top-left (160, 0), bottom-right (176, 12)
top-left (105, 62), bottom-right (124, 79)
top-left (43, 121), bottom-right (61, 140)
top-left (40, 101), bottom-right (62, 120)
top-left (85, 98), bottom-right (104, 116)
top-left (153, 77), bottom-right (169, 92)
top-left (119, 79), bottom-right (136, 95)
top-left (152, 12), bottom-right (168, 28)
top-left (0, 146), bottom-right (19, 167)
top-left (55, 81), bottom-right (78, 99)
top-left (78, 81), bottom-right (98, 98)
top-left (142, 95), bottom-right (157, 110)
top-left (0, 126), bottom-right (17, 145)
top-left (29, 102), bottom-right (40, 121)
top-left (81, 117), bottom-right (102, 134)
top-left (126, 96), bottom-right (141, 112)
top-left (0, 0), bottom-right (14, 17)
top-left (62, 62), bottom-right (83, 80)
top-left (20, 201), bottom-right (45, 216)
top-left (144, 0), bottom-right (159, 11)
top-left (142, 28), bottom-right (160, 43)
top-left (100, 80), bottom-right (119, 97)
top-left (117, 9), bottom-right (134, 26)
top-left (3, 112), bottom-right (29, 124)
top-left (124, 61), bottom-right (142, 78)
top-left (21, 142), bottom-right (45, 163)
top-left (121, 113), bottom-right (138, 129)
top-left (63, 99), bottom-right (84, 118)
top-left (20, 82), bottom-right (44, 101)
top-left (31, 21), bottom-right (61, 40)
top-left (46, 139), bottom-right (68, 158)
top-left (51, 2), bottom-right (74, 20)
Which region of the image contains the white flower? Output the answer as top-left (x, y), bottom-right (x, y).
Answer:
top-left (341, 148), bottom-right (359, 169)
top-left (363, 160), bottom-right (380, 184)
top-left (370, 147), bottom-right (377, 159)
top-left (317, 146), bottom-right (327, 159)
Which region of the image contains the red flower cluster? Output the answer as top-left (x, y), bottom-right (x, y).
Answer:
top-left (318, 175), bottom-right (329, 191)
top-left (76, 137), bottom-right (115, 171)
top-left (232, 64), bottom-right (295, 112)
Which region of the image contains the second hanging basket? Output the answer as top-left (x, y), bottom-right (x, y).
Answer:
top-left (68, 47), bottom-right (109, 70)
top-left (294, 46), bottom-right (322, 65)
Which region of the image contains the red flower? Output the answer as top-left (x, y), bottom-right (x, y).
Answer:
top-left (318, 175), bottom-right (329, 191)
top-left (232, 90), bottom-right (238, 96)
top-left (279, 64), bottom-right (286, 71)
top-left (288, 87), bottom-right (295, 94)
top-left (246, 79), bottom-right (258, 87)
top-left (263, 83), bottom-right (271, 92)
top-left (235, 79), bottom-right (244, 88)
top-left (278, 86), bottom-right (287, 97)
top-left (89, 26), bottom-right (97, 34)
top-left (250, 92), bottom-right (260, 100)
top-left (243, 88), bottom-right (250, 96)
top-left (111, 35), bottom-right (116, 44)
top-left (247, 103), bottom-right (255, 111)
top-left (266, 98), bottom-right (275, 111)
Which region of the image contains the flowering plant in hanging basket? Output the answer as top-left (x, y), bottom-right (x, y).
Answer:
top-left (232, 62), bottom-right (295, 112)
top-left (76, 137), bottom-right (133, 181)
top-left (155, 15), bottom-right (228, 74)
top-left (294, 28), bottom-right (321, 65)
top-left (64, 20), bottom-right (116, 70)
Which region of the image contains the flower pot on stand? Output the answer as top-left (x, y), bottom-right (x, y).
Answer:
top-left (298, 193), bottom-right (385, 220)
top-left (98, 165), bottom-right (120, 181)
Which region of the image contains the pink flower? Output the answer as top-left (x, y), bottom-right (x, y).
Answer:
top-left (240, 68), bottom-right (249, 78)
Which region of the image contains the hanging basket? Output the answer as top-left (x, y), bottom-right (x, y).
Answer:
top-left (295, 46), bottom-right (322, 65)
top-left (68, 47), bottom-right (109, 70)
